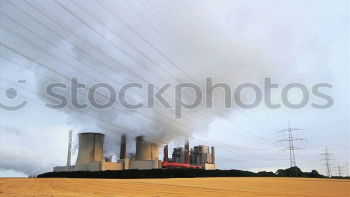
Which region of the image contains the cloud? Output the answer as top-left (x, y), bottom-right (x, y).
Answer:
top-left (0, 125), bottom-right (68, 176)
top-left (0, 0), bottom-right (348, 174)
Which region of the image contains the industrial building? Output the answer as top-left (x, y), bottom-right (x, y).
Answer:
top-left (172, 147), bottom-right (185, 163)
top-left (163, 144), bottom-right (216, 169)
top-left (53, 132), bottom-right (216, 172)
top-left (190, 145), bottom-right (216, 170)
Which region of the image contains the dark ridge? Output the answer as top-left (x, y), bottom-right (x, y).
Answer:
top-left (36, 167), bottom-right (348, 179)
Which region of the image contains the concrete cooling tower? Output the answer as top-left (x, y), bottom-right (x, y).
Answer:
top-left (135, 136), bottom-right (159, 160)
top-left (75, 132), bottom-right (105, 171)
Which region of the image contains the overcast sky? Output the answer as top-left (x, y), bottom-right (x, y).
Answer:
top-left (0, 0), bottom-right (349, 177)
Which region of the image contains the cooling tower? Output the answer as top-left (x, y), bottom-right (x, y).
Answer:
top-left (75, 133), bottom-right (104, 171)
top-left (135, 136), bottom-right (159, 160)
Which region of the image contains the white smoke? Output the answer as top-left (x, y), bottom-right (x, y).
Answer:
top-left (2, 0), bottom-right (280, 158)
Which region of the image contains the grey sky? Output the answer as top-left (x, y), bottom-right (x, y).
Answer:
top-left (0, 0), bottom-right (349, 177)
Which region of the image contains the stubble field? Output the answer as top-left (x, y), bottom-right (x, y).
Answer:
top-left (0, 177), bottom-right (349, 197)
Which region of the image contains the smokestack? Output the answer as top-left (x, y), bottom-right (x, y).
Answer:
top-left (66, 130), bottom-right (72, 167)
top-left (75, 133), bottom-right (104, 171)
top-left (184, 138), bottom-right (190, 164)
top-left (163, 145), bottom-right (169, 162)
top-left (211, 146), bottom-right (215, 164)
top-left (135, 136), bottom-right (159, 160)
top-left (120, 134), bottom-right (126, 159)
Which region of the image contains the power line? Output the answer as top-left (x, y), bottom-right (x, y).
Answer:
top-left (297, 149), bottom-right (326, 173)
top-left (0, 0), bottom-right (314, 165)
top-left (24, 0), bottom-right (219, 126)
top-left (17, 2), bottom-right (272, 131)
top-left (124, 0), bottom-right (208, 76)
top-left (131, 0), bottom-right (289, 140)
top-left (2, 2), bottom-right (288, 142)
top-left (137, 0), bottom-right (215, 75)
top-left (2, 0), bottom-right (268, 148)
top-left (0, 8), bottom-right (209, 136)
top-left (61, 0), bottom-right (231, 122)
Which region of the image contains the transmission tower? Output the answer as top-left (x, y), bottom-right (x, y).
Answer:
top-left (337, 163), bottom-right (342, 177)
top-left (277, 121), bottom-right (305, 167)
top-left (320, 146), bottom-right (333, 177)
top-left (335, 162), bottom-right (345, 177)
top-left (345, 161), bottom-right (350, 177)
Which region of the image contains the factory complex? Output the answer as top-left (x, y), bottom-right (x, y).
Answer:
top-left (53, 132), bottom-right (216, 172)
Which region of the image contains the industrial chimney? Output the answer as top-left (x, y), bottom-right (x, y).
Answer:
top-left (66, 130), bottom-right (72, 167)
top-left (211, 146), bottom-right (215, 164)
top-left (75, 133), bottom-right (104, 171)
top-left (184, 138), bottom-right (190, 164)
top-left (135, 136), bottom-right (159, 160)
top-left (120, 135), bottom-right (126, 159)
top-left (163, 145), bottom-right (169, 162)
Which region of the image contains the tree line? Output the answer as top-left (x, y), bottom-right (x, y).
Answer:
top-left (36, 166), bottom-right (350, 179)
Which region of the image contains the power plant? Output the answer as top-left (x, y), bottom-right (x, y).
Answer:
top-left (53, 132), bottom-right (216, 172)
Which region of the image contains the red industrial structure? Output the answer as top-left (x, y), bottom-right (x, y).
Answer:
top-left (161, 162), bottom-right (202, 169)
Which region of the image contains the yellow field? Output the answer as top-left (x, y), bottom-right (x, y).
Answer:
top-left (0, 177), bottom-right (349, 197)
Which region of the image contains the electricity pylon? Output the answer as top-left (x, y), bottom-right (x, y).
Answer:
top-left (335, 162), bottom-right (345, 177)
top-left (277, 121), bottom-right (305, 167)
top-left (320, 146), bottom-right (333, 177)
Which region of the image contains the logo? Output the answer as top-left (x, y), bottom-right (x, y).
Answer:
top-left (0, 80), bottom-right (28, 111)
